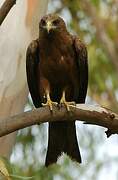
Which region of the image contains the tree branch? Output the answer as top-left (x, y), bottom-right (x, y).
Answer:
top-left (0, 0), bottom-right (16, 25)
top-left (0, 104), bottom-right (118, 138)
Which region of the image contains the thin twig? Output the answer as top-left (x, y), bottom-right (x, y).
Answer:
top-left (0, 0), bottom-right (16, 25)
top-left (0, 104), bottom-right (118, 138)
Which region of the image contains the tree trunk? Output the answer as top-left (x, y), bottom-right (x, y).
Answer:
top-left (0, 0), bottom-right (48, 158)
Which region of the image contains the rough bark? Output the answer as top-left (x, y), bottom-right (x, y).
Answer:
top-left (0, 0), bottom-right (48, 157)
top-left (0, 105), bottom-right (117, 138)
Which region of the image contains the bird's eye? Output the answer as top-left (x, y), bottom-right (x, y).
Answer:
top-left (53, 19), bottom-right (60, 26)
top-left (41, 19), bottom-right (46, 26)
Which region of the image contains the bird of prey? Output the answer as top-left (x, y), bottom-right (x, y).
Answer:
top-left (26, 14), bottom-right (88, 166)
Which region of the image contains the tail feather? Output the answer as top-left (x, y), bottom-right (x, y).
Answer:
top-left (45, 121), bottom-right (81, 166)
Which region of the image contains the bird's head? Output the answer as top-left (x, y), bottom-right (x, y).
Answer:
top-left (39, 14), bottom-right (67, 35)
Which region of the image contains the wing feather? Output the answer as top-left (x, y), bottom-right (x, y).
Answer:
top-left (73, 36), bottom-right (88, 103)
top-left (26, 39), bottom-right (41, 108)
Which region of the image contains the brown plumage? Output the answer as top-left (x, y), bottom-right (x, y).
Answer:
top-left (26, 14), bottom-right (88, 166)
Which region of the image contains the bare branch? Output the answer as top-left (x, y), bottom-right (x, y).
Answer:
top-left (0, 104), bottom-right (118, 138)
top-left (0, 0), bottom-right (16, 25)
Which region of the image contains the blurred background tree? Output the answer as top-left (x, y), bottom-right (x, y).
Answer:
top-left (1, 0), bottom-right (118, 179)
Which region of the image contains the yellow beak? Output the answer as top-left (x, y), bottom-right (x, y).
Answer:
top-left (46, 21), bottom-right (52, 33)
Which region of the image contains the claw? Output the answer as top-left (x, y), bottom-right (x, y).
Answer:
top-left (42, 100), bottom-right (58, 111)
top-left (60, 100), bottom-right (76, 111)
top-left (60, 91), bottom-right (76, 111)
top-left (42, 90), bottom-right (58, 111)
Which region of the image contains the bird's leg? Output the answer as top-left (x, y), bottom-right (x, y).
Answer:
top-left (60, 91), bottom-right (76, 111)
top-left (42, 90), bottom-right (58, 111)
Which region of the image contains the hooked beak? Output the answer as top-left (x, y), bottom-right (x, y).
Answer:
top-left (46, 21), bottom-right (56, 33)
top-left (46, 21), bottom-right (52, 33)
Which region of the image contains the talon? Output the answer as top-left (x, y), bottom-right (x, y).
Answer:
top-left (60, 101), bottom-right (75, 111)
top-left (60, 91), bottom-right (76, 111)
top-left (68, 101), bottom-right (76, 106)
top-left (42, 101), bottom-right (52, 111)
top-left (65, 102), bottom-right (70, 111)
top-left (42, 90), bottom-right (58, 111)
top-left (42, 100), bottom-right (58, 111)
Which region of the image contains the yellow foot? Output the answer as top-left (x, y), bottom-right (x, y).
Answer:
top-left (42, 100), bottom-right (58, 111)
top-left (60, 100), bottom-right (76, 111)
